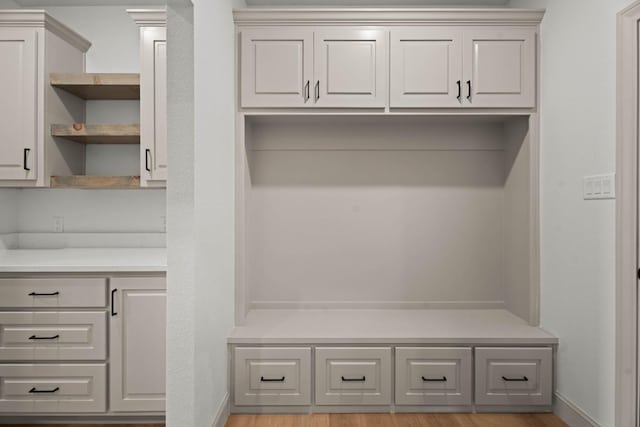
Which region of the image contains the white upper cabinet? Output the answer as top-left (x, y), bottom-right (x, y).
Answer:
top-left (241, 28), bottom-right (313, 107)
top-left (0, 28), bottom-right (38, 181)
top-left (130, 9), bottom-right (167, 187)
top-left (240, 27), bottom-right (386, 108)
top-left (391, 27), bottom-right (536, 108)
top-left (463, 28), bottom-right (536, 108)
top-left (314, 28), bottom-right (386, 108)
top-left (390, 28), bottom-right (463, 108)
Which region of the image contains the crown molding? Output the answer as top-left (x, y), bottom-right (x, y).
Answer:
top-left (127, 9), bottom-right (167, 27)
top-left (0, 10), bottom-right (91, 51)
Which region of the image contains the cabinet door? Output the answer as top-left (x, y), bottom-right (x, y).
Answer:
top-left (314, 28), bottom-right (386, 108)
top-left (241, 28), bottom-right (313, 108)
top-left (140, 26), bottom-right (167, 187)
top-left (109, 277), bottom-right (166, 412)
top-left (390, 28), bottom-right (463, 108)
top-left (0, 28), bottom-right (38, 181)
top-left (463, 28), bottom-right (536, 108)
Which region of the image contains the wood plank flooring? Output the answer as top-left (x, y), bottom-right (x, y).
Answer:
top-left (226, 414), bottom-right (568, 427)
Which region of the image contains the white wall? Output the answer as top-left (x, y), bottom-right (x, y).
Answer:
top-left (507, 0), bottom-right (631, 425)
top-left (0, 0), bottom-right (18, 7)
top-left (0, 190), bottom-right (18, 234)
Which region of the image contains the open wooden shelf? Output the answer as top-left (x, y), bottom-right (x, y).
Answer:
top-left (51, 124), bottom-right (140, 144)
top-left (50, 175), bottom-right (141, 189)
top-left (50, 73), bottom-right (140, 99)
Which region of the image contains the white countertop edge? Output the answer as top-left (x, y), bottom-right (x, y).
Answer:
top-left (227, 337), bottom-right (559, 345)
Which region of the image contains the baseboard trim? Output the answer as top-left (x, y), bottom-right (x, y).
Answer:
top-left (554, 392), bottom-right (601, 427)
top-left (212, 392), bottom-right (230, 427)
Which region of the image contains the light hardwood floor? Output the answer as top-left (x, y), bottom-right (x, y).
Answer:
top-left (226, 414), bottom-right (568, 427)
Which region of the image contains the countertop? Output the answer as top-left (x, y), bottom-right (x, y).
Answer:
top-left (0, 248), bottom-right (167, 272)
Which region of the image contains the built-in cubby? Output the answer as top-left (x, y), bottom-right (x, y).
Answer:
top-left (236, 114), bottom-right (537, 324)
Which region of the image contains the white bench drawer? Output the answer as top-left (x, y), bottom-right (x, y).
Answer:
top-left (475, 347), bottom-right (552, 406)
top-left (0, 312), bottom-right (106, 361)
top-left (315, 347), bottom-right (391, 406)
top-left (0, 278), bottom-right (106, 308)
top-left (0, 364), bottom-right (106, 413)
top-left (234, 347), bottom-right (311, 406)
top-left (395, 347), bottom-right (472, 406)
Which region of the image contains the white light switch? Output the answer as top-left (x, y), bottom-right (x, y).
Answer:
top-left (584, 174), bottom-right (615, 200)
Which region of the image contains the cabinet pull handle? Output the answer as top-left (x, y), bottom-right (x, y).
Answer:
top-left (111, 288), bottom-right (118, 316)
top-left (28, 291), bottom-right (59, 296)
top-left (145, 149), bottom-right (151, 172)
top-left (315, 81), bottom-right (320, 102)
top-left (304, 80), bottom-right (310, 102)
top-left (422, 376), bottom-right (447, 382)
top-left (502, 376), bottom-right (529, 382)
top-left (29, 386), bottom-right (59, 394)
top-left (23, 148), bottom-right (31, 171)
top-left (467, 80), bottom-right (472, 100)
top-left (29, 334), bottom-right (60, 340)
top-left (341, 376), bottom-right (366, 382)
top-left (260, 376), bottom-right (285, 382)
top-left (456, 80), bottom-right (461, 100)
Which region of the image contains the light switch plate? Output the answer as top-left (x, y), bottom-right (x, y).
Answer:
top-left (584, 173), bottom-right (615, 200)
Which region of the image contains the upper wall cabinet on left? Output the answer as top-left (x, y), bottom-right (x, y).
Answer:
top-left (0, 10), bottom-right (90, 187)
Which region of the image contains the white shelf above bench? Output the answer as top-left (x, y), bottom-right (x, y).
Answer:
top-left (228, 309), bottom-right (557, 345)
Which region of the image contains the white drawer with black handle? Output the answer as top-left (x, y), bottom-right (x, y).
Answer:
top-left (395, 347), bottom-right (472, 406)
top-left (234, 347), bottom-right (311, 406)
top-left (0, 278), bottom-right (106, 308)
top-left (315, 347), bottom-right (392, 406)
top-left (475, 347), bottom-right (552, 406)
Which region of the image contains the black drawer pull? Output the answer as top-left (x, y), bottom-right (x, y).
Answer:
top-left (260, 376), bottom-right (285, 382)
top-left (341, 376), bottom-right (366, 382)
top-left (29, 334), bottom-right (60, 340)
top-left (456, 80), bottom-right (461, 100)
top-left (29, 387), bottom-right (59, 394)
top-left (422, 376), bottom-right (447, 382)
top-left (23, 148), bottom-right (30, 171)
top-left (111, 288), bottom-right (118, 316)
top-left (502, 376), bottom-right (529, 382)
top-left (28, 291), bottom-right (59, 296)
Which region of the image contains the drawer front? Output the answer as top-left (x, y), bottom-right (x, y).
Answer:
top-left (0, 364), bottom-right (106, 413)
top-left (0, 312), bottom-right (106, 361)
top-left (395, 347), bottom-right (472, 406)
top-left (0, 278), bottom-right (106, 308)
top-left (475, 347), bottom-right (552, 406)
top-left (234, 347), bottom-right (311, 406)
top-left (315, 347), bottom-right (391, 405)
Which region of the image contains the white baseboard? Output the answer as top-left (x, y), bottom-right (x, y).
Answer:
top-left (554, 392), bottom-right (601, 427)
top-left (212, 392), bottom-right (230, 427)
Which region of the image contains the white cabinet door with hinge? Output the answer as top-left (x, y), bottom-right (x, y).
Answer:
top-left (0, 28), bottom-right (38, 181)
top-left (314, 28), bottom-right (386, 108)
top-left (109, 277), bottom-right (166, 412)
top-left (140, 26), bottom-right (167, 187)
top-left (241, 27), bottom-right (313, 108)
top-left (390, 28), bottom-right (463, 108)
top-left (463, 28), bottom-right (536, 108)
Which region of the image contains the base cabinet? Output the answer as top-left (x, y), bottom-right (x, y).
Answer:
top-left (232, 345), bottom-right (553, 412)
top-left (109, 276), bottom-right (167, 412)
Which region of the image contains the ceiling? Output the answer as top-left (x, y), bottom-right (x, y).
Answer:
top-left (15, 0), bottom-right (165, 6)
top-left (245, 0), bottom-right (510, 6)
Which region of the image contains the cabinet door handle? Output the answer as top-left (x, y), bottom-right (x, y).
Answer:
top-left (467, 80), bottom-right (472, 100)
top-left (501, 376), bottom-right (529, 382)
top-left (341, 376), bottom-right (366, 382)
top-left (23, 148), bottom-right (30, 171)
top-left (456, 80), bottom-right (461, 100)
top-left (260, 376), bottom-right (285, 382)
top-left (422, 376), bottom-right (447, 382)
top-left (29, 334), bottom-right (60, 340)
top-left (28, 291), bottom-right (59, 296)
top-left (29, 386), bottom-right (59, 394)
top-left (145, 149), bottom-right (151, 172)
top-left (315, 80), bottom-right (320, 102)
top-left (111, 288), bottom-right (118, 316)
top-left (304, 80), bottom-right (310, 102)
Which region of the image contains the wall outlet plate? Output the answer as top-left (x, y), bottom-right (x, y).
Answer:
top-left (53, 216), bottom-right (64, 233)
top-left (584, 173), bottom-right (615, 200)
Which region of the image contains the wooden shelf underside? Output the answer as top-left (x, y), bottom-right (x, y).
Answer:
top-left (50, 176), bottom-right (141, 189)
top-left (50, 73), bottom-right (140, 100)
top-left (51, 124), bottom-right (140, 144)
